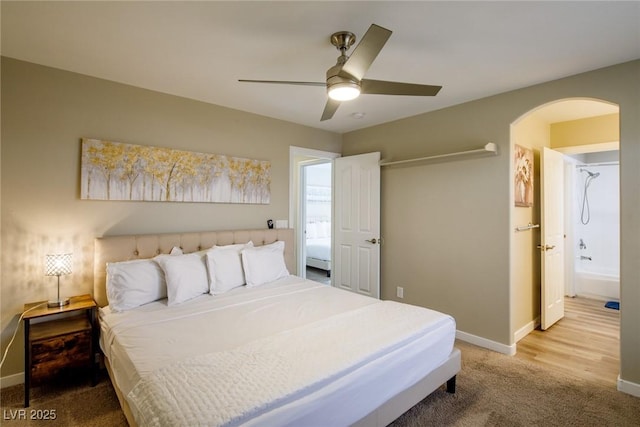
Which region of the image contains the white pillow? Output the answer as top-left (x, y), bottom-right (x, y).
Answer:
top-left (106, 259), bottom-right (166, 312)
top-left (206, 242), bottom-right (253, 295)
top-left (242, 240), bottom-right (290, 287)
top-left (306, 222), bottom-right (318, 239)
top-left (154, 253), bottom-right (209, 305)
top-left (320, 221), bottom-right (331, 238)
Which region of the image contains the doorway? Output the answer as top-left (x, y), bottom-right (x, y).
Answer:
top-left (289, 147), bottom-right (382, 295)
top-left (289, 146), bottom-right (340, 281)
top-left (511, 98), bottom-right (620, 384)
top-left (302, 161), bottom-right (332, 285)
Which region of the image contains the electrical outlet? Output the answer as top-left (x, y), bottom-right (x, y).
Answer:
top-left (396, 286), bottom-right (404, 299)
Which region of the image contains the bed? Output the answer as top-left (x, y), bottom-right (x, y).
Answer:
top-left (94, 228), bottom-right (460, 427)
top-left (305, 220), bottom-right (331, 275)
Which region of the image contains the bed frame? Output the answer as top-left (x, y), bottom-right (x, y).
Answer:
top-left (94, 228), bottom-right (460, 427)
top-left (306, 256), bottom-right (331, 275)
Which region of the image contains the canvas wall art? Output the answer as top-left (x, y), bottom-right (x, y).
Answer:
top-left (81, 138), bottom-right (271, 204)
top-left (514, 144), bottom-right (534, 207)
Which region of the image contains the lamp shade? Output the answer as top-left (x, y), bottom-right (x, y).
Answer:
top-left (45, 253), bottom-right (72, 276)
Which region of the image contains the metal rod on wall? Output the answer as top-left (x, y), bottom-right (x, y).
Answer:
top-left (515, 223), bottom-right (540, 232)
top-left (379, 142), bottom-right (497, 167)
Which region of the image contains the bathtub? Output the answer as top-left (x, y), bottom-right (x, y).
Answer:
top-left (574, 269), bottom-right (620, 301)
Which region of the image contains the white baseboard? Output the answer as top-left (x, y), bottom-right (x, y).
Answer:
top-left (513, 317), bottom-right (540, 343)
top-left (456, 330), bottom-right (516, 356)
top-left (617, 376), bottom-right (640, 398)
top-left (0, 372), bottom-right (24, 389)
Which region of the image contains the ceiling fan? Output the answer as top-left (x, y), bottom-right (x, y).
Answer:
top-left (239, 24), bottom-right (442, 121)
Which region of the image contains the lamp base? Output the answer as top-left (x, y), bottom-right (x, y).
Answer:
top-left (47, 298), bottom-right (70, 308)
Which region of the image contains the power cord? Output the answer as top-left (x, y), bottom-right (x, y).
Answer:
top-left (0, 302), bottom-right (48, 369)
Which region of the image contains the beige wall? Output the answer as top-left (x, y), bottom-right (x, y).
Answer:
top-left (343, 60), bottom-right (640, 389)
top-left (551, 113), bottom-right (619, 148)
top-left (344, 99), bottom-right (512, 346)
top-left (0, 57), bottom-right (341, 378)
top-left (510, 115), bottom-right (548, 336)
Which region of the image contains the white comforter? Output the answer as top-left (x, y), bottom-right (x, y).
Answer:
top-left (100, 276), bottom-right (455, 427)
top-left (306, 237), bottom-right (331, 261)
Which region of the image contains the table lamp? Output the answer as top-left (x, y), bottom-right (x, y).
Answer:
top-left (45, 253), bottom-right (72, 308)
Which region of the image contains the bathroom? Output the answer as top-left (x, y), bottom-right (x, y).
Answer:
top-left (567, 150), bottom-right (620, 302)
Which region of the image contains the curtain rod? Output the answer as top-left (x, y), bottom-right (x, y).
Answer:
top-left (575, 161), bottom-right (619, 167)
top-left (379, 142), bottom-right (497, 167)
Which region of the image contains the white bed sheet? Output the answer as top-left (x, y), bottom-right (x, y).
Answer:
top-left (306, 237), bottom-right (331, 261)
top-left (100, 276), bottom-right (456, 427)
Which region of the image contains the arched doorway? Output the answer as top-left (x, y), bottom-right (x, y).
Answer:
top-left (510, 98), bottom-right (620, 384)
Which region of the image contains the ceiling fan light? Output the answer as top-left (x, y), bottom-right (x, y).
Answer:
top-left (328, 82), bottom-right (361, 101)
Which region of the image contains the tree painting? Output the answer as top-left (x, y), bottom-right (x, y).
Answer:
top-left (80, 139), bottom-right (271, 204)
top-left (514, 144), bottom-right (533, 207)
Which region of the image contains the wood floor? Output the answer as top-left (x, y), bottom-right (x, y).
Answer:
top-left (515, 296), bottom-right (620, 387)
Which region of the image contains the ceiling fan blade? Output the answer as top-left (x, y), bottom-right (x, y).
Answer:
top-left (361, 79), bottom-right (442, 96)
top-left (239, 79), bottom-right (325, 87)
top-left (321, 98), bottom-right (341, 121)
top-left (340, 24), bottom-right (392, 81)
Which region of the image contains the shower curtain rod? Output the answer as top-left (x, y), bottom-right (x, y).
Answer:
top-left (380, 142), bottom-right (497, 167)
top-left (576, 161), bottom-right (619, 167)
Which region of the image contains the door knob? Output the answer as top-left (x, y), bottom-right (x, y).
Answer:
top-left (365, 238), bottom-right (378, 244)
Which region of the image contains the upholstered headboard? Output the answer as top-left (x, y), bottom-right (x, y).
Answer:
top-left (93, 228), bottom-right (295, 307)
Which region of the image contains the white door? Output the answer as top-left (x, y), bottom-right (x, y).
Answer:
top-left (541, 147), bottom-right (565, 330)
top-left (333, 152), bottom-right (381, 298)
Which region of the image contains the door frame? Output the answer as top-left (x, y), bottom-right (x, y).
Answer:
top-left (289, 146), bottom-right (340, 278)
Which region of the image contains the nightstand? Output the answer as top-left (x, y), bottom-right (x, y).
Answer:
top-left (23, 294), bottom-right (98, 407)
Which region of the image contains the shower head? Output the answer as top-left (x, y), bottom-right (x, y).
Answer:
top-left (581, 168), bottom-right (600, 178)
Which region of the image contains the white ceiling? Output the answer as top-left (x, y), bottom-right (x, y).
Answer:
top-left (2, 1), bottom-right (638, 134)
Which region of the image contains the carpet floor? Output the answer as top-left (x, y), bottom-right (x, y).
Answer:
top-left (1, 341), bottom-right (638, 426)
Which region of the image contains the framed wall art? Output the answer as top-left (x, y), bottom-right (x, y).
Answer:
top-left (514, 144), bottom-right (533, 207)
top-left (81, 138), bottom-right (271, 204)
